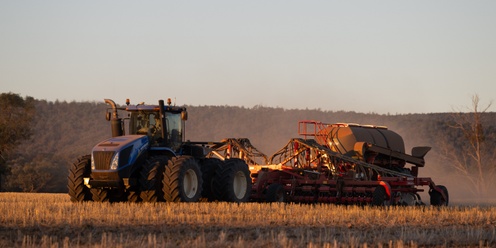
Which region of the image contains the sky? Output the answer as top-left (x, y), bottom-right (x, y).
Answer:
top-left (1, 1), bottom-right (495, 114)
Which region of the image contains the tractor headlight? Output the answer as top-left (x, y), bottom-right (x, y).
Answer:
top-left (110, 152), bottom-right (119, 170)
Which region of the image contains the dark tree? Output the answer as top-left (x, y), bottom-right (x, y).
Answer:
top-left (0, 92), bottom-right (35, 191)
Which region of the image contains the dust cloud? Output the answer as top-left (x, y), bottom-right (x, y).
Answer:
top-left (389, 120), bottom-right (496, 206)
top-left (189, 106), bottom-right (495, 205)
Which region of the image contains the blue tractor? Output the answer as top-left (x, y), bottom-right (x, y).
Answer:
top-left (68, 98), bottom-right (251, 202)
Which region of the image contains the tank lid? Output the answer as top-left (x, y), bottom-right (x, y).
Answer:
top-left (331, 123), bottom-right (388, 130)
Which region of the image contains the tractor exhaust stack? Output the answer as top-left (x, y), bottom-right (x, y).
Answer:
top-left (104, 99), bottom-right (123, 137)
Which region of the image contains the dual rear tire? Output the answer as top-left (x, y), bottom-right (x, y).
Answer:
top-left (138, 155), bottom-right (203, 203)
top-left (163, 156), bottom-right (203, 202)
top-left (142, 156), bottom-right (251, 202)
top-left (212, 159), bottom-right (252, 202)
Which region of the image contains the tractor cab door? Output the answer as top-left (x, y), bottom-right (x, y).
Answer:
top-left (164, 112), bottom-right (183, 151)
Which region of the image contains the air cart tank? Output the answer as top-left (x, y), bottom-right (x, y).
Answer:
top-left (317, 123), bottom-right (405, 156)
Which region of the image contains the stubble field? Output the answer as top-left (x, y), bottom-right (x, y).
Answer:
top-left (1, 193), bottom-right (496, 247)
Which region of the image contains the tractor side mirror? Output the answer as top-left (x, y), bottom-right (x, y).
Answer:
top-left (106, 111), bottom-right (111, 121)
top-left (181, 110), bottom-right (188, 121)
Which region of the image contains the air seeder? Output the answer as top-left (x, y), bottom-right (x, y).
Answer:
top-left (209, 121), bottom-right (449, 206)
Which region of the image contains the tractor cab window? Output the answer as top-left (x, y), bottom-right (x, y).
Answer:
top-left (165, 112), bottom-right (182, 151)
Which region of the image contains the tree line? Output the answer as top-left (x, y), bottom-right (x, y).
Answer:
top-left (1, 93), bottom-right (494, 199)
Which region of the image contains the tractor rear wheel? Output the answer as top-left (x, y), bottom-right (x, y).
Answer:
top-left (139, 156), bottom-right (168, 202)
top-left (199, 158), bottom-right (223, 201)
top-left (68, 155), bottom-right (92, 202)
top-left (213, 159), bottom-right (251, 202)
top-left (430, 185), bottom-right (449, 206)
top-left (266, 183), bottom-right (285, 202)
top-left (163, 156), bottom-right (203, 202)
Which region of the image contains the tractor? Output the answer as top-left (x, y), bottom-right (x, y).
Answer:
top-left (68, 98), bottom-right (252, 203)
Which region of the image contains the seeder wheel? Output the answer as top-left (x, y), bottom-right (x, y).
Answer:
top-left (372, 186), bottom-right (388, 206)
top-left (430, 185), bottom-right (449, 206)
top-left (266, 183), bottom-right (285, 202)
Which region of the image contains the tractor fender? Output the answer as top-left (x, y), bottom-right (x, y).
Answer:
top-left (149, 146), bottom-right (176, 158)
top-left (378, 181), bottom-right (392, 200)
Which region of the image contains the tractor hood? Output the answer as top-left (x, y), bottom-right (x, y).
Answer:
top-left (94, 135), bottom-right (149, 152)
top-left (91, 135), bottom-right (149, 171)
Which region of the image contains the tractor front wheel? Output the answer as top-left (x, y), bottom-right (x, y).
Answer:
top-left (127, 190), bottom-right (140, 202)
top-left (91, 188), bottom-right (110, 202)
top-left (139, 156), bottom-right (168, 202)
top-left (68, 155), bottom-right (92, 202)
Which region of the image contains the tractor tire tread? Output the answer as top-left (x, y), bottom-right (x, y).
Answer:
top-left (212, 158), bottom-right (251, 202)
top-left (139, 156), bottom-right (168, 202)
top-left (199, 158), bottom-right (223, 201)
top-left (67, 155), bottom-right (92, 202)
top-left (163, 156), bottom-right (202, 202)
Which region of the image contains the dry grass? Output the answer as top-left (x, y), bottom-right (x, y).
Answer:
top-left (1, 193), bottom-right (496, 247)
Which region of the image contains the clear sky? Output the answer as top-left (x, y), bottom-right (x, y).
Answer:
top-left (1, 1), bottom-right (494, 114)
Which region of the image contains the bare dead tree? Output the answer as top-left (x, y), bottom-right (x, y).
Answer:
top-left (440, 94), bottom-right (494, 197)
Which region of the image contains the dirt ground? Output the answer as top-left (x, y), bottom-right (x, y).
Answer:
top-left (1, 193), bottom-right (495, 247)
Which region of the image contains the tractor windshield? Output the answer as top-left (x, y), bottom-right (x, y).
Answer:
top-left (129, 111), bottom-right (161, 140)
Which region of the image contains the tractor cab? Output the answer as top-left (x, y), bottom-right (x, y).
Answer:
top-left (128, 109), bottom-right (184, 151)
top-left (105, 98), bottom-right (188, 152)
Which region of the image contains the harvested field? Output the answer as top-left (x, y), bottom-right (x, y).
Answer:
top-left (1, 193), bottom-right (495, 247)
